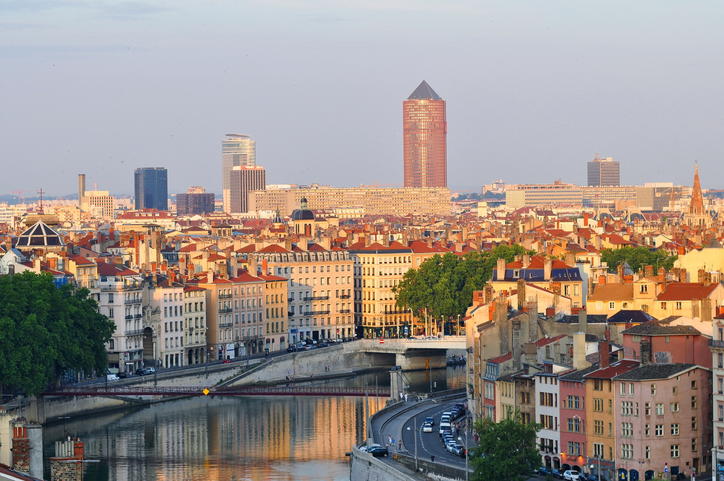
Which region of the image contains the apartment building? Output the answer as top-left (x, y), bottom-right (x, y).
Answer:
top-left (230, 271), bottom-right (265, 356)
top-left (252, 244), bottom-right (354, 343)
top-left (350, 241), bottom-right (414, 338)
top-left (183, 286), bottom-right (207, 365)
top-left (536, 368), bottom-right (562, 470)
top-left (196, 275), bottom-right (234, 361)
top-left (614, 364), bottom-right (711, 480)
top-left (97, 263), bottom-right (145, 374)
top-left (152, 283), bottom-right (185, 368)
top-left (259, 273), bottom-right (289, 352)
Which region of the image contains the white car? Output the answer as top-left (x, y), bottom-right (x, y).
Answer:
top-left (563, 470), bottom-right (580, 481)
top-left (422, 422), bottom-right (433, 433)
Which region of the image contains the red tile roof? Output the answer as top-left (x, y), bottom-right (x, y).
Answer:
top-left (408, 240), bottom-right (450, 253)
top-left (487, 352), bottom-right (512, 364)
top-left (657, 283), bottom-right (719, 301)
top-left (257, 244), bottom-right (290, 254)
top-left (230, 271), bottom-right (263, 283)
top-left (257, 273), bottom-right (288, 282)
top-left (584, 359), bottom-right (639, 380)
top-left (534, 334), bottom-right (567, 347)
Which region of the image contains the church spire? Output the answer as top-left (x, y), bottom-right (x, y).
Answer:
top-left (689, 164), bottom-right (704, 215)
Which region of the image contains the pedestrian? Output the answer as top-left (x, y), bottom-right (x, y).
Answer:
top-left (398, 440), bottom-right (402, 451)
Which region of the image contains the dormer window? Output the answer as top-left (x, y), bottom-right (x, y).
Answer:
top-left (513, 269), bottom-right (520, 279)
top-left (640, 284), bottom-right (648, 294)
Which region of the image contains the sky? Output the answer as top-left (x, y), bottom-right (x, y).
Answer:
top-left (1, 0), bottom-right (723, 196)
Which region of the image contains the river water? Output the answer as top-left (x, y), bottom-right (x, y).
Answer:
top-left (42, 368), bottom-right (465, 481)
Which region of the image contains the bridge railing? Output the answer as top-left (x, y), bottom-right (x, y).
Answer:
top-left (44, 384), bottom-right (391, 397)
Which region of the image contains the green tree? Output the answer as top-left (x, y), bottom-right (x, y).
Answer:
top-left (470, 415), bottom-right (540, 481)
top-left (601, 246), bottom-right (677, 273)
top-left (394, 245), bottom-right (531, 325)
top-left (0, 272), bottom-right (115, 395)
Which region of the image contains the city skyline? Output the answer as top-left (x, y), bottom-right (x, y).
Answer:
top-left (2, 1), bottom-right (724, 195)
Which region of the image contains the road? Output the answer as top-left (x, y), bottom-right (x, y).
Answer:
top-left (400, 400), bottom-right (471, 468)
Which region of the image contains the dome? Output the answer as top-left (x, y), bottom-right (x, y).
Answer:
top-left (14, 221), bottom-right (64, 249)
top-left (291, 197), bottom-right (315, 221)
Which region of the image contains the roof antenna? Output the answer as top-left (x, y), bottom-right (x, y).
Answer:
top-left (37, 188), bottom-right (45, 213)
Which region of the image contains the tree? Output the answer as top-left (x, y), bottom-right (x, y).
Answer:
top-left (470, 415), bottom-right (540, 481)
top-left (0, 272), bottom-right (115, 395)
top-left (394, 245), bottom-right (531, 328)
top-left (600, 246), bottom-right (677, 273)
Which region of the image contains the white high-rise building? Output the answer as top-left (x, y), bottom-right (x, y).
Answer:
top-left (222, 134), bottom-right (256, 213)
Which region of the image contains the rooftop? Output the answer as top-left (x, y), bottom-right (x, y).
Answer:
top-left (407, 80), bottom-right (442, 100)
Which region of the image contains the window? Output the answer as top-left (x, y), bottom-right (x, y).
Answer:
top-left (645, 446), bottom-right (650, 459)
top-left (593, 443), bottom-right (604, 459)
top-left (644, 424), bottom-right (650, 436)
top-left (671, 424), bottom-right (679, 436)
top-left (622, 401), bottom-right (634, 416)
top-left (568, 418), bottom-right (581, 433)
top-left (691, 380), bottom-right (698, 390)
top-left (692, 396), bottom-right (697, 409)
top-left (692, 438), bottom-right (697, 452)
top-left (594, 398), bottom-right (604, 412)
top-left (594, 420), bottom-right (604, 435)
top-left (594, 379), bottom-right (604, 391)
top-left (609, 302), bottom-right (615, 310)
top-left (656, 403), bottom-right (664, 415)
top-left (661, 302), bottom-right (667, 309)
top-left (640, 284), bottom-right (648, 293)
top-left (692, 417), bottom-right (697, 431)
top-left (655, 424), bottom-right (664, 436)
top-left (622, 423), bottom-right (633, 437)
top-left (645, 402), bottom-right (651, 416)
top-left (675, 301), bottom-right (682, 310)
top-left (671, 402), bottom-right (680, 413)
top-left (621, 444), bottom-right (633, 459)
top-left (567, 442), bottom-right (581, 456)
top-left (670, 444), bottom-right (679, 458)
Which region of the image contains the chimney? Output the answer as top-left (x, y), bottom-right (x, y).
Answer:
top-left (472, 290), bottom-right (485, 306)
top-left (545, 306), bottom-right (555, 318)
top-left (484, 284), bottom-right (495, 304)
top-left (206, 271), bottom-right (213, 284)
top-left (573, 332), bottom-right (589, 370)
top-left (598, 275), bottom-right (607, 285)
top-left (578, 307), bottom-right (587, 332)
top-left (262, 258), bottom-right (269, 275)
top-left (522, 254), bottom-right (531, 268)
top-left (583, 212), bottom-right (589, 227)
top-left (512, 320), bottom-right (522, 370)
top-left (496, 257), bottom-right (506, 281)
top-left (644, 265), bottom-right (654, 278)
top-left (527, 299), bottom-right (538, 342)
top-left (517, 279), bottom-right (526, 310)
top-left (598, 340), bottom-right (610, 368)
top-left (544, 258), bottom-right (552, 281)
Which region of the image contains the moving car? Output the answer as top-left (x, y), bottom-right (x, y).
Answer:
top-left (424, 416), bottom-right (435, 426)
top-left (422, 422), bottom-right (433, 433)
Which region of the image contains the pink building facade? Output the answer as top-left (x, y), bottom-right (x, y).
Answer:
top-left (613, 364), bottom-right (711, 480)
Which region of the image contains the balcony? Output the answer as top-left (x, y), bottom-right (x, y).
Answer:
top-left (711, 340), bottom-right (724, 349)
top-left (218, 307), bottom-right (232, 314)
top-left (134, 314), bottom-right (143, 319)
top-left (383, 310), bottom-right (408, 315)
top-left (303, 295), bottom-right (330, 301)
top-left (125, 298), bottom-right (142, 305)
top-left (219, 293), bottom-right (232, 299)
top-left (218, 322), bottom-right (233, 329)
top-left (304, 310), bottom-right (331, 316)
top-left (340, 309), bottom-right (351, 314)
top-left (125, 329), bottom-right (144, 337)
top-left (339, 294), bottom-right (351, 299)
top-left (125, 315), bottom-right (133, 320)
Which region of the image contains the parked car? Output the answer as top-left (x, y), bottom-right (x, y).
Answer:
top-left (135, 367), bottom-right (156, 376)
top-left (106, 374), bottom-right (120, 382)
top-left (117, 371), bottom-right (131, 379)
top-left (366, 444), bottom-right (388, 457)
top-left (564, 470), bottom-right (581, 481)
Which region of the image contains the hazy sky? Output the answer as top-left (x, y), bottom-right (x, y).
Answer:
top-left (2, 0), bottom-right (723, 196)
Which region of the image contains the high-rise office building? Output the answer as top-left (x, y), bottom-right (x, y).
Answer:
top-left (587, 156), bottom-right (620, 186)
top-left (134, 167), bottom-right (168, 210)
top-left (222, 134), bottom-right (256, 212)
top-left (403, 80), bottom-right (447, 188)
top-left (176, 186), bottom-right (215, 216)
top-left (230, 165), bottom-right (265, 214)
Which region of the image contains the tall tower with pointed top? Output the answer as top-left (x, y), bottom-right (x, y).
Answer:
top-left (689, 164), bottom-right (704, 215)
top-left (403, 80), bottom-right (447, 188)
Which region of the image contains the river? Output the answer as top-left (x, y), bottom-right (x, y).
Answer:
top-left (42, 367), bottom-right (465, 481)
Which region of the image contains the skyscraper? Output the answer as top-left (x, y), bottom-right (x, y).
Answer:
top-left (403, 80), bottom-right (447, 188)
top-left (230, 165), bottom-right (265, 214)
top-left (134, 167), bottom-right (168, 210)
top-left (587, 156), bottom-right (620, 186)
top-left (222, 134), bottom-right (256, 213)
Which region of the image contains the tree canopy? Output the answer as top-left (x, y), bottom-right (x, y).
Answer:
top-left (601, 246), bottom-right (677, 273)
top-left (394, 244), bottom-right (531, 321)
top-left (0, 272), bottom-right (115, 395)
top-left (470, 415), bottom-right (540, 481)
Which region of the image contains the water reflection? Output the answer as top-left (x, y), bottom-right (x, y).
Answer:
top-left (42, 368), bottom-right (464, 481)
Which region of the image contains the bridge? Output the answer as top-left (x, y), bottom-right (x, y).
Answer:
top-left (353, 336), bottom-right (466, 370)
top-left (42, 384), bottom-right (390, 398)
